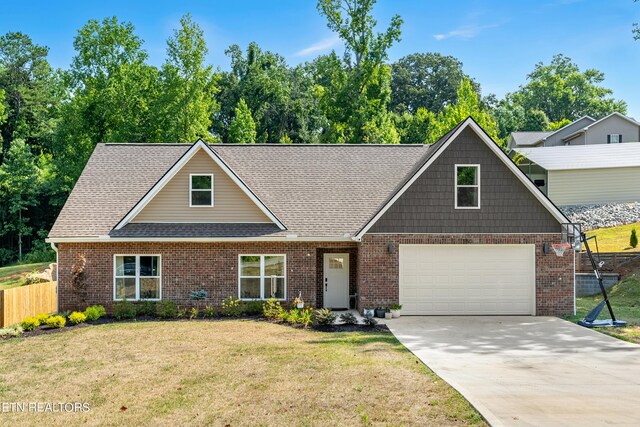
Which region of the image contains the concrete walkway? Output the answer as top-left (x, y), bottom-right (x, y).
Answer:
top-left (388, 316), bottom-right (640, 427)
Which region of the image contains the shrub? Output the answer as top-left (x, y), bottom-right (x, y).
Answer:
top-left (21, 317), bottom-right (41, 331)
top-left (0, 248), bottom-right (15, 265)
top-left (35, 313), bottom-right (50, 324)
top-left (339, 312), bottom-right (358, 325)
top-left (0, 324), bottom-right (23, 337)
top-left (190, 289), bottom-right (208, 300)
top-left (631, 228), bottom-right (638, 249)
top-left (242, 300), bottom-right (264, 316)
top-left (113, 301), bottom-right (137, 320)
top-left (68, 311), bottom-right (87, 325)
top-left (45, 315), bottom-right (66, 328)
top-left (84, 305), bottom-right (106, 321)
top-left (176, 307), bottom-right (187, 319)
top-left (189, 307), bottom-right (199, 319)
top-left (156, 300), bottom-right (178, 319)
top-left (390, 304), bottom-right (402, 310)
top-left (203, 305), bottom-right (217, 318)
top-left (313, 308), bottom-right (336, 325)
top-left (221, 296), bottom-right (242, 317)
top-left (362, 315), bottom-right (378, 327)
top-left (298, 308), bottom-right (313, 328)
top-left (136, 301), bottom-right (157, 317)
top-left (263, 298), bottom-right (284, 320)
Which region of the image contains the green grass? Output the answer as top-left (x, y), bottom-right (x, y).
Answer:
top-left (586, 222), bottom-right (640, 252)
top-left (567, 274), bottom-right (640, 344)
top-left (0, 262), bottom-right (51, 290)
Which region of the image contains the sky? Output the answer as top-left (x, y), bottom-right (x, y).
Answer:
top-left (1, 0), bottom-right (639, 117)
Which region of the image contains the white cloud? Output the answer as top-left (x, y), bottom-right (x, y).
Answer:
top-left (295, 35), bottom-right (341, 56)
top-left (433, 23), bottom-right (500, 41)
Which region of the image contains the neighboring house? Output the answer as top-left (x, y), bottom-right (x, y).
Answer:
top-left (516, 143), bottom-right (640, 205)
top-left (508, 112), bottom-right (640, 150)
top-left (47, 118), bottom-right (574, 317)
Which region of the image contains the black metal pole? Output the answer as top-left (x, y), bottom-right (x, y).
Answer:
top-left (581, 233), bottom-right (616, 322)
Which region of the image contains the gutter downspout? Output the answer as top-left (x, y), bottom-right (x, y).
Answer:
top-left (50, 242), bottom-right (59, 314)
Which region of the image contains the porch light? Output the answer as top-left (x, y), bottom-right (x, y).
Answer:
top-left (388, 243), bottom-right (395, 254)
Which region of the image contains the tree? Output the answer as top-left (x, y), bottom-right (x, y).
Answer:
top-left (509, 54), bottom-right (626, 122)
top-left (228, 99), bottom-right (256, 144)
top-left (392, 108), bottom-right (436, 144)
top-left (157, 14), bottom-right (218, 142)
top-left (631, 228), bottom-right (638, 249)
top-left (0, 139), bottom-right (40, 260)
top-left (523, 109), bottom-right (549, 132)
top-left (316, 0), bottom-right (403, 144)
top-left (391, 53), bottom-right (480, 114)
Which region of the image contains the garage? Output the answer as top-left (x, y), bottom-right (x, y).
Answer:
top-left (399, 244), bottom-right (536, 315)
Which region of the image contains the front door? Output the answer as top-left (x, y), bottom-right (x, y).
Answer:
top-left (323, 253), bottom-right (349, 309)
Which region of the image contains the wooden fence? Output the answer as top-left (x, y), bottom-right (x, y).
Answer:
top-left (0, 281), bottom-right (57, 327)
top-left (576, 252), bottom-right (640, 272)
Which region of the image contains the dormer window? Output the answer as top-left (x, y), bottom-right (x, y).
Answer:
top-left (455, 164), bottom-right (480, 209)
top-left (607, 134), bottom-right (621, 144)
top-left (190, 174), bottom-right (214, 207)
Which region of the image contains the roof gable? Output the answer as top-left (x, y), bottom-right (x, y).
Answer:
top-left (355, 117), bottom-right (569, 238)
top-left (114, 140), bottom-right (286, 231)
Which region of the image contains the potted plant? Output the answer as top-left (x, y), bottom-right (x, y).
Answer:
top-left (363, 308), bottom-right (375, 318)
top-left (390, 304), bottom-right (402, 318)
top-left (374, 307), bottom-right (387, 318)
top-left (293, 292), bottom-right (304, 309)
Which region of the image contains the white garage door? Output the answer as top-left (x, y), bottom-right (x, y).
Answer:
top-left (399, 245), bottom-right (535, 315)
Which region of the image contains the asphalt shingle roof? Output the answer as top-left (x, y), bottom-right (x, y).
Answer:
top-left (49, 143), bottom-right (433, 238)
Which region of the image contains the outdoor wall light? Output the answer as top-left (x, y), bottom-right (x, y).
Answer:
top-left (387, 243), bottom-right (395, 254)
top-left (543, 243), bottom-right (550, 254)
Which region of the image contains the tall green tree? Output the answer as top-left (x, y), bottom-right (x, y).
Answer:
top-left (157, 14), bottom-right (218, 142)
top-left (391, 53), bottom-right (480, 114)
top-left (228, 99), bottom-right (256, 144)
top-left (0, 139), bottom-right (40, 260)
top-left (316, 0), bottom-right (403, 144)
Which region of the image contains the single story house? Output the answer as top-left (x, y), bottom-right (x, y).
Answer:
top-left (515, 142), bottom-right (640, 205)
top-left (508, 112), bottom-right (640, 150)
top-left (47, 118), bottom-right (575, 316)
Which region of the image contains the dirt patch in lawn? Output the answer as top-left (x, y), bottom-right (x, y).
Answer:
top-left (0, 321), bottom-right (484, 426)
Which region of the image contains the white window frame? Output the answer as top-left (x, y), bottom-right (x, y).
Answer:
top-left (189, 173), bottom-right (214, 207)
top-left (608, 134), bottom-right (620, 144)
top-left (454, 164), bottom-right (481, 209)
top-left (113, 254), bottom-right (162, 301)
top-left (238, 254), bottom-right (287, 301)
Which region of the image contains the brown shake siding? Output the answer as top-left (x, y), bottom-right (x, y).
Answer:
top-left (357, 233), bottom-right (574, 316)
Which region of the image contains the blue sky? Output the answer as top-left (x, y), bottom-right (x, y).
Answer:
top-left (2, 0), bottom-right (639, 117)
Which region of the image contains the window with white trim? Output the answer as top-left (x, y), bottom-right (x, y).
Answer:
top-left (455, 165), bottom-right (480, 209)
top-left (190, 174), bottom-right (213, 207)
top-left (239, 255), bottom-right (286, 300)
top-left (608, 134), bottom-right (621, 144)
top-left (114, 255), bottom-right (161, 300)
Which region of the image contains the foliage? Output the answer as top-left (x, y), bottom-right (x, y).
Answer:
top-left (263, 298), bottom-right (284, 320)
top-left (548, 118), bottom-right (572, 131)
top-left (22, 231), bottom-right (56, 263)
top-left (35, 312), bottom-right (50, 324)
top-left (189, 289), bottom-right (208, 300)
top-left (390, 304), bottom-right (402, 310)
top-left (113, 300), bottom-right (137, 320)
top-left (228, 98), bottom-right (256, 143)
top-left (189, 307), bottom-right (199, 320)
top-left (45, 315), bottom-right (66, 328)
top-left (83, 305), bottom-right (106, 321)
top-left (339, 312), bottom-right (358, 325)
top-left (362, 315), bottom-right (378, 326)
top-left (221, 296), bottom-right (242, 317)
top-left (203, 305), bottom-right (217, 318)
top-left (279, 307), bottom-right (313, 327)
top-left (136, 301), bottom-right (157, 317)
top-left (20, 270), bottom-right (43, 286)
top-left (155, 300), bottom-right (178, 319)
top-left (20, 316), bottom-right (40, 331)
top-left (68, 311), bottom-right (87, 325)
top-left (241, 300), bottom-right (265, 316)
top-left (0, 324), bottom-right (23, 337)
top-left (176, 307), bottom-right (187, 319)
top-left (312, 308), bottom-right (336, 325)
top-left (631, 228), bottom-right (638, 249)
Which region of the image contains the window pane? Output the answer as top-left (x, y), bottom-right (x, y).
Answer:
top-left (191, 191), bottom-right (212, 206)
top-left (116, 256), bottom-right (136, 276)
top-left (140, 256), bottom-right (159, 277)
top-left (140, 278), bottom-right (160, 299)
top-left (329, 257), bottom-right (344, 269)
top-left (240, 256), bottom-right (261, 276)
top-left (264, 256), bottom-right (284, 276)
top-left (457, 187), bottom-right (479, 207)
top-left (240, 278), bottom-right (261, 299)
top-left (263, 277), bottom-right (285, 299)
top-left (191, 175), bottom-right (212, 190)
top-left (115, 277), bottom-right (136, 299)
top-left (457, 166), bottom-right (478, 185)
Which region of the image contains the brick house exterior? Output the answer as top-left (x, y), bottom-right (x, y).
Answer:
top-left (49, 118), bottom-right (576, 317)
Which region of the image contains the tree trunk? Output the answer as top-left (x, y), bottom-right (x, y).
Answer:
top-left (18, 210), bottom-right (22, 261)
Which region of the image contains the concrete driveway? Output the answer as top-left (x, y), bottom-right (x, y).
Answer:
top-left (388, 316), bottom-right (640, 426)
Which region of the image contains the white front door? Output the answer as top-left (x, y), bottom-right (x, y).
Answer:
top-left (323, 253), bottom-right (350, 309)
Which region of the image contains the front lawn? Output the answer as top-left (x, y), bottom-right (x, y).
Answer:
top-left (0, 262), bottom-right (51, 290)
top-left (586, 222), bottom-right (640, 252)
top-left (568, 274), bottom-right (640, 344)
top-left (0, 320), bottom-right (484, 426)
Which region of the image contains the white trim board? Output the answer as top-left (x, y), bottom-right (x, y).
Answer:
top-left (114, 139), bottom-right (286, 231)
top-left (355, 117), bottom-right (569, 239)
